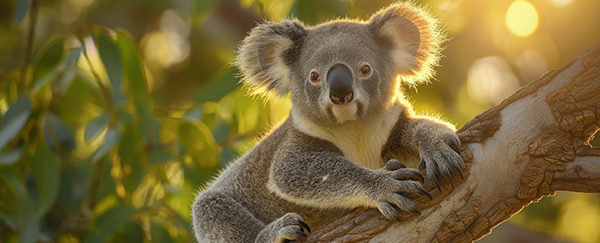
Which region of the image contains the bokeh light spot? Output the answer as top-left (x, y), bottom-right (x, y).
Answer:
top-left (515, 49), bottom-right (547, 82)
top-left (506, 1), bottom-right (538, 37)
top-left (560, 196), bottom-right (600, 243)
top-left (549, 0), bottom-right (574, 7)
top-left (467, 56), bottom-right (520, 105)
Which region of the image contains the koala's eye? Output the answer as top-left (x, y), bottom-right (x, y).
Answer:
top-left (360, 65), bottom-right (371, 76)
top-left (310, 71), bottom-right (320, 83)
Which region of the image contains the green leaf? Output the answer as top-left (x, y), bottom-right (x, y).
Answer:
top-left (82, 205), bottom-right (135, 243)
top-left (12, 0), bottom-right (29, 25)
top-left (31, 41), bottom-right (64, 92)
top-left (19, 210), bottom-right (40, 243)
top-left (33, 44), bottom-right (82, 92)
top-left (1, 168), bottom-right (40, 242)
top-left (194, 67), bottom-right (239, 104)
top-left (91, 127), bottom-right (120, 162)
top-left (114, 31), bottom-right (150, 115)
top-left (97, 34), bottom-right (124, 105)
top-left (193, 0), bottom-right (219, 24)
top-left (220, 147), bottom-right (239, 167)
top-left (95, 157), bottom-right (115, 201)
top-left (118, 123), bottom-right (146, 196)
top-left (0, 170), bottom-right (20, 213)
top-left (178, 122), bottom-right (219, 168)
top-left (184, 105), bottom-right (203, 121)
top-left (43, 113), bottom-right (75, 152)
top-left (151, 223), bottom-right (174, 243)
top-left (0, 145), bottom-right (25, 165)
top-left (0, 97), bottom-right (31, 150)
top-left (149, 147), bottom-right (175, 164)
top-left (56, 165), bottom-right (81, 213)
top-left (85, 114), bottom-right (109, 141)
top-left (31, 143), bottom-right (60, 217)
top-left (121, 222), bottom-right (144, 242)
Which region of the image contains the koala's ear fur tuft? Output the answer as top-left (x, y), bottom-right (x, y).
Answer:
top-left (235, 19), bottom-right (307, 97)
top-left (370, 1), bottom-right (446, 84)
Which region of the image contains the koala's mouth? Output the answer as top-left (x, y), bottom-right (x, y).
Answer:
top-left (330, 101), bottom-right (358, 123)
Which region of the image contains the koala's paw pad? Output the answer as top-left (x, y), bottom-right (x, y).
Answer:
top-left (275, 213), bottom-right (310, 243)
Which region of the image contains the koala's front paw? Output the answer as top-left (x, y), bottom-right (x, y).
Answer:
top-left (418, 131), bottom-right (464, 190)
top-left (258, 212), bottom-right (311, 243)
top-left (373, 160), bottom-right (432, 220)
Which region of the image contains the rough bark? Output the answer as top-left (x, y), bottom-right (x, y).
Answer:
top-left (298, 40), bottom-right (600, 243)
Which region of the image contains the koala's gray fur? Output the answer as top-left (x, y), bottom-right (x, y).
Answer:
top-left (192, 2), bottom-right (463, 242)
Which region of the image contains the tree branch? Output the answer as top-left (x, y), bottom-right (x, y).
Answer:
top-left (299, 39), bottom-right (600, 243)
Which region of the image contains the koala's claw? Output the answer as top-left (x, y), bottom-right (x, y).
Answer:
top-left (418, 131), bottom-right (464, 192)
top-left (298, 220), bottom-right (311, 233)
top-left (431, 174), bottom-right (442, 193)
top-left (383, 160), bottom-right (424, 183)
top-left (413, 207), bottom-right (422, 215)
top-left (419, 188), bottom-right (433, 200)
top-left (385, 159), bottom-right (407, 170)
top-left (448, 136), bottom-right (461, 154)
top-left (411, 171), bottom-right (425, 184)
top-left (269, 213), bottom-right (310, 243)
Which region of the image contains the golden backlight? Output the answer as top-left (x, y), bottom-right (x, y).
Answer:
top-left (505, 1), bottom-right (539, 37)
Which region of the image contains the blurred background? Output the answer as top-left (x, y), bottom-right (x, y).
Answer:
top-left (1, 0), bottom-right (599, 242)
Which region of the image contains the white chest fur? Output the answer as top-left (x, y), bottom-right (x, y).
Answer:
top-left (291, 105), bottom-right (402, 170)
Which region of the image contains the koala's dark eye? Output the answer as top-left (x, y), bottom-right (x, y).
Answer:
top-left (360, 65), bottom-right (371, 76)
top-left (310, 71), bottom-right (320, 83)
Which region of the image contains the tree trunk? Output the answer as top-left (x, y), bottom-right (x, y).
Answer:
top-left (298, 39), bottom-right (600, 243)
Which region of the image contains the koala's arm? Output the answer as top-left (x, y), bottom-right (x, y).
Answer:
top-left (382, 111), bottom-right (463, 184)
top-left (268, 129), bottom-right (427, 219)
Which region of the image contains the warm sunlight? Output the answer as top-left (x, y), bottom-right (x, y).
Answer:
top-left (549, 0), bottom-right (575, 7)
top-left (505, 0), bottom-right (538, 37)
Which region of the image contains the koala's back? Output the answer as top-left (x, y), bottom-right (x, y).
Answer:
top-left (192, 119), bottom-right (340, 241)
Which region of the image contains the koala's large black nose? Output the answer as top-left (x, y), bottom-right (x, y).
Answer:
top-left (327, 65), bottom-right (353, 105)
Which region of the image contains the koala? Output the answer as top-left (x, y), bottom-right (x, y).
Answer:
top-left (192, 2), bottom-right (463, 242)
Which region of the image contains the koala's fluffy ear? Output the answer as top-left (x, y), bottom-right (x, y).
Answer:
top-left (369, 2), bottom-right (445, 84)
top-left (235, 20), bottom-right (307, 96)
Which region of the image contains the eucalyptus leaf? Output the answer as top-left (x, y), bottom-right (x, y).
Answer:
top-left (0, 146), bottom-right (25, 165)
top-left (150, 223), bottom-right (174, 243)
top-left (122, 222), bottom-right (144, 242)
top-left (179, 122), bottom-right (219, 168)
top-left (12, 0), bottom-right (29, 25)
top-left (33, 44), bottom-right (82, 92)
top-left (31, 41), bottom-right (64, 92)
top-left (149, 147), bottom-right (174, 164)
top-left (91, 127), bottom-right (120, 162)
top-left (194, 67), bottom-right (239, 104)
top-left (0, 171), bottom-right (20, 213)
top-left (97, 34), bottom-right (124, 105)
top-left (0, 97), bottom-right (31, 150)
top-left (82, 205), bottom-right (135, 243)
top-left (193, 0), bottom-right (218, 24)
top-left (19, 209), bottom-right (40, 243)
top-left (85, 114), bottom-right (109, 141)
top-left (115, 32), bottom-right (151, 115)
top-left (31, 143), bottom-right (60, 217)
top-left (95, 157), bottom-right (115, 201)
top-left (43, 113), bottom-right (75, 152)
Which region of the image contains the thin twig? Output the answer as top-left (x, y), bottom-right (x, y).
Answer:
top-left (18, 0), bottom-right (39, 94)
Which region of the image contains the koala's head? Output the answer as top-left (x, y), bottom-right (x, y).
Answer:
top-left (235, 2), bottom-right (444, 127)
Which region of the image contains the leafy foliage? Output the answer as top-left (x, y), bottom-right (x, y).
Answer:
top-left (0, 2), bottom-right (282, 242)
